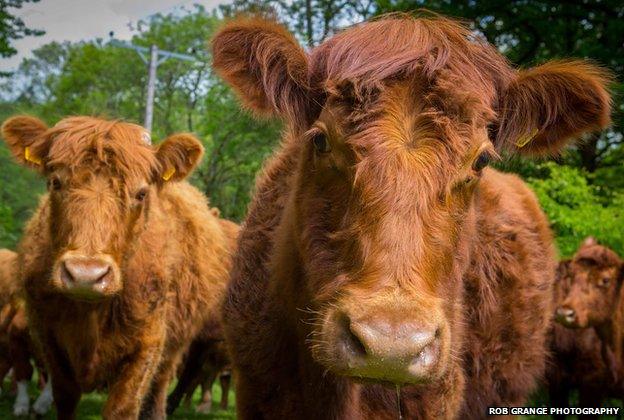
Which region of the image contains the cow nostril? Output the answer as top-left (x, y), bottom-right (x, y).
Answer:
top-left (60, 261), bottom-right (74, 284)
top-left (340, 314), bottom-right (367, 358)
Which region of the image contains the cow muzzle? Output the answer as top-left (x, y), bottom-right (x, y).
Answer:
top-left (318, 307), bottom-right (448, 384)
top-left (555, 306), bottom-right (580, 328)
top-left (53, 252), bottom-right (121, 299)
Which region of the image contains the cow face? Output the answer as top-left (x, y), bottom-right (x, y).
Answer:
top-left (556, 238), bottom-right (623, 328)
top-left (2, 116), bottom-right (203, 300)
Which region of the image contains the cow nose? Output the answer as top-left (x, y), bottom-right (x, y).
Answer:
top-left (339, 314), bottom-right (441, 383)
top-left (555, 306), bottom-right (576, 325)
top-left (61, 257), bottom-right (111, 286)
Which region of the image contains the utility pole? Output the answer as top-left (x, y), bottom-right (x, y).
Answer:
top-left (145, 45), bottom-right (158, 132)
top-left (109, 37), bottom-right (198, 132)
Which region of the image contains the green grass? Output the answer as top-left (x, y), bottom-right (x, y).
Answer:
top-left (0, 376), bottom-right (620, 419)
top-left (0, 375), bottom-right (236, 419)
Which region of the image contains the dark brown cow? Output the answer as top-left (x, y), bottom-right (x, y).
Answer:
top-left (1, 116), bottom-right (238, 420)
top-left (548, 260), bottom-right (613, 416)
top-left (212, 15), bottom-right (612, 418)
top-left (166, 332), bottom-right (231, 414)
top-left (555, 237), bottom-right (624, 388)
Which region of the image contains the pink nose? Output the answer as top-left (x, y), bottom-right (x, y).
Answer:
top-left (336, 313), bottom-right (441, 383)
top-left (61, 257), bottom-right (111, 286)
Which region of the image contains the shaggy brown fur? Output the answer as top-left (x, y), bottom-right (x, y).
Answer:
top-left (555, 238), bottom-right (624, 390)
top-left (547, 260), bottom-right (613, 415)
top-left (212, 14), bottom-right (612, 419)
top-left (1, 116), bottom-right (239, 420)
top-left (0, 249), bottom-right (20, 384)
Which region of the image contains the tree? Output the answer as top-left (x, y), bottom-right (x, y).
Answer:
top-left (0, 0), bottom-right (44, 59)
top-left (0, 5), bottom-right (281, 238)
top-left (220, 0), bottom-right (375, 46)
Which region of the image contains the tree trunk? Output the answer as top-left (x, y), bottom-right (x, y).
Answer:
top-left (578, 133), bottom-right (599, 173)
top-left (306, 0), bottom-right (313, 46)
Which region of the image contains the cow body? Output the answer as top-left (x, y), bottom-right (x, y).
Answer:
top-left (547, 260), bottom-right (613, 412)
top-left (224, 148), bottom-right (555, 418)
top-left (2, 116), bottom-right (238, 419)
top-left (555, 239), bottom-right (624, 396)
top-left (19, 184), bottom-right (236, 418)
top-left (0, 248), bottom-right (51, 416)
top-left (213, 14), bottom-right (611, 420)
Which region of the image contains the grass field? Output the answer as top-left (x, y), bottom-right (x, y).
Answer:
top-left (0, 376), bottom-right (621, 419)
top-left (0, 375), bottom-right (236, 419)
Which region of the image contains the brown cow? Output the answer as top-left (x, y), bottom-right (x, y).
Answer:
top-left (212, 15), bottom-right (612, 419)
top-left (547, 260), bottom-right (612, 415)
top-left (555, 238), bottom-right (624, 387)
top-left (1, 116), bottom-right (238, 420)
top-left (0, 249), bottom-right (52, 416)
top-left (166, 332), bottom-right (231, 414)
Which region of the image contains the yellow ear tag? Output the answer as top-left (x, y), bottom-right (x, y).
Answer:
top-left (162, 167), bottom-right (176, 181)
top-left (24, 147), bottom-right (42, 165)
top-left (516, 128), bottom-right (539, 148)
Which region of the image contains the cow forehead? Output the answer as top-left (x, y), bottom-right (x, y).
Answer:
top-left (317, 86), bottom-right (482, 159)
top-left (45, 120), bottom-right (158, 182)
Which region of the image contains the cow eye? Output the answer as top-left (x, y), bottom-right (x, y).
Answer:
top-left (472, 151), bottom-right (491, 172)
top-left (599, 277), bottom-right (610, 287)
top-left (48, 177), bottom-right (62, 191)
top-left (312, 133), bottom-right (331, 153)
top-left (135, 188), bottom-right (148, 202)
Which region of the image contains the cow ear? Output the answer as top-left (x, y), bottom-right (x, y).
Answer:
top-left (581, 237), bottom-right (598, 248)
top-left (556, 260), bottom-right (570, 280)
top-left (494, 61), bottom-right (612, 156)
top-left (154, 133), bottom-right (204, 182)
top-left (1, 115), bottom-right (49, 169)
top-left (211, 17), bottom-right (310, 126)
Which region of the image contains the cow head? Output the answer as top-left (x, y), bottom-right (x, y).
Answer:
top-left (2, 116), bottom-right (203, 300)
top-left (556, 237), bottom-right (624, 328)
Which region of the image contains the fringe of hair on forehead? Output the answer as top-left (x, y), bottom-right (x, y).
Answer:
top-left (309, 13), bottom-right (514, 104)
top-left (39, 116), bottom-right (160, 181)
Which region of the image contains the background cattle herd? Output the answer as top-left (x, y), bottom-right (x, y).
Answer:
top-left (0, 9), bottom-right (622, 420)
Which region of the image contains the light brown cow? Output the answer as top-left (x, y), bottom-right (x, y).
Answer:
top-left (1, 116), bottom-right (238, 419)
top-left (212, 14), bottom-right (611, 418)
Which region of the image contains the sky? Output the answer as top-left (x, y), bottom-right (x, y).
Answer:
top-left (0, 0), bottom-right (225, 72)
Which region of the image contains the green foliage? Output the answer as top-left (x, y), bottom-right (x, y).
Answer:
top-left (528, 162), bottom-right (624, 258)
top-left (0, 140), bottom-right (44, 249)
top-left (0, 5), bottom-right (281, 239)
top-left (0, 0), bottom-right (44, 60)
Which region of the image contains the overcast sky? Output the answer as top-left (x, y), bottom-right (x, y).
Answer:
top-left (0, 0), bottom-right (225, 72)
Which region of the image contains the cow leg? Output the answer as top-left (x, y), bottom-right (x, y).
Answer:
top-left (195, 368), bottom-right (218, 414)
top-left (9, 321), bottom-right (34, 417)
top-left (50, 371), bottom-right (80, 420)
top-left (166, 342), bottom-right (207, 415)
top-left (13, 380), bottom-right (30, 416)
top-left (219, 371), bottom-right (231, 410)
top-left (140, 352), bottom-right (179, 420)
top-left (33, 377), bottom-right (54, 415)
top-left (104, 345), bottom-right (161, 420)
top-left (0, 357), bottom-right (11, 395)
